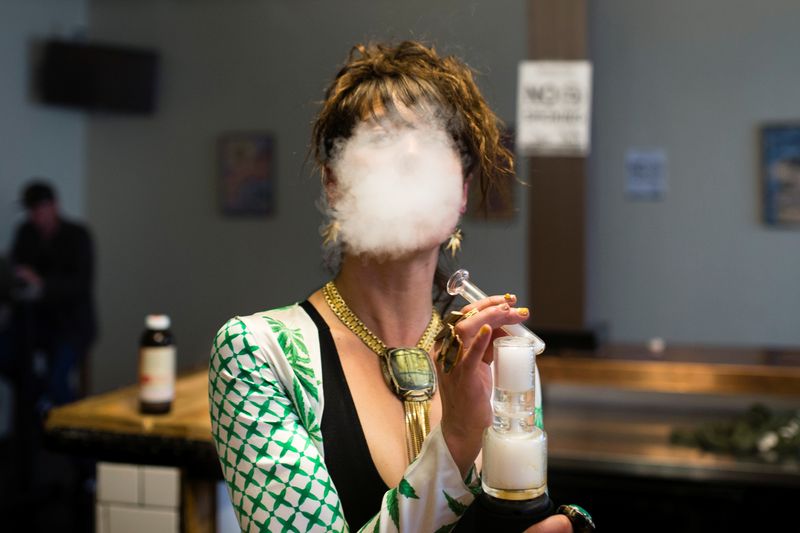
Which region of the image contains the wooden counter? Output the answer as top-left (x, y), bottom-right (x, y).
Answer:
top-left (44, 370), bottom-right (218, 476)
top-left (539, 343), bottom-right (800, 396)
top-left (546, 400), bottom-right (800, 487)
top-left (42, 345), bottom-right (800, 532)
top-left (44, 344), bottom-right (800, 484)
top-left (47, 370), bottom-right (211, 440)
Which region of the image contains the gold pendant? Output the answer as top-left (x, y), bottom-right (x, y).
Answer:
top-left (404, 400), bottom-right (431, 462)
top-left (382, 347), bottom-right (437, 400)
top-left (382, 347), bottom-right (436, 462)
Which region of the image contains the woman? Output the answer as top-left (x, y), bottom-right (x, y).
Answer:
top-left (209, 41), bottom-right (573, 532)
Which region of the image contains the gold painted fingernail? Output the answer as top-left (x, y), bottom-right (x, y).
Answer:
top-left (478, 324), bottom-right (491, 336)
top-left (504, 293), bottom-right (516, 301)
top-left (517, 307), bottom-right (529, 317)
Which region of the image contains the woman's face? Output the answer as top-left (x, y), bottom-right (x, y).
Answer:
top-left (325, 107), bottom-right (467, 259)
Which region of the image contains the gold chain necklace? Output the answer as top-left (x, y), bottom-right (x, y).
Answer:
top-left (322, 281), bottom-right (442, 461)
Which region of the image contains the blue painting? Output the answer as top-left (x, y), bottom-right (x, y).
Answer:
top-left (762, 124), bottom-right (800, 226)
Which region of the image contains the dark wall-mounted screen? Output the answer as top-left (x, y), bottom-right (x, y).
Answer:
top-left (38, 40), bottom-right (160, 115)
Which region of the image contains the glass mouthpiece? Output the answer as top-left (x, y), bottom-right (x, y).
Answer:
top-left (447, 269), bottom-right (546, 354)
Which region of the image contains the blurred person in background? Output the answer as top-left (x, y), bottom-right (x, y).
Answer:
top-left (10, 180), bottom-right (96, 409)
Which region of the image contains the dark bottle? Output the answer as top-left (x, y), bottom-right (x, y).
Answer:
top-left (138, 314), bottom-right (176, 414)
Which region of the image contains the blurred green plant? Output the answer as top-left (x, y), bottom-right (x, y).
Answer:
top-left (670, 404), bottom-right (800, 461)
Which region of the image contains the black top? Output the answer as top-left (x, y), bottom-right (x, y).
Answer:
top-left (299, 300), bottom-right (389, 529)
top-left (11, 218), bottom-right (96, 347)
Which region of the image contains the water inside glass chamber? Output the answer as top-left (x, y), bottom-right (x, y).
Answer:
top-left (493, 387), bottom-right (536, 432)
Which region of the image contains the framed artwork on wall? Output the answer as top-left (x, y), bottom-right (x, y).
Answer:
top-left (218, 132), bottom-right (275, 216)
top-left (760, 123), bottom-right (800, 227)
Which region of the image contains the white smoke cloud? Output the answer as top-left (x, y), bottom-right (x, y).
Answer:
top-left (325, 109), bottom-right (464, 259)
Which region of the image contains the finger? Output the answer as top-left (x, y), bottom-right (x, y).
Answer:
top-left (461, 324), bottom-right (493, 369)
top-left (523, 514), bottom-right (572, 533)
top-left (481, 328), bottom-right (508, 365)
top-left (455, 303), bottom-right (530, 341)
top-left (461, 294), bottom-right (513, 314)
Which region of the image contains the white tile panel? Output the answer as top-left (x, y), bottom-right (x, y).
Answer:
top-left (97, 463), bottom-right (140, 505)
top-left (142, 466), bottom-right (180, 508)
top-left (107, 505), bottom-right (178, 533)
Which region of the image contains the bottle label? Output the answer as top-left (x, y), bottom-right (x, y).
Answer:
top-left (139, 346), bottom-right (176, 403)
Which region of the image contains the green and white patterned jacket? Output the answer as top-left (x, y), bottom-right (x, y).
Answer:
top-left (209, 304), bottom-right (483, 532)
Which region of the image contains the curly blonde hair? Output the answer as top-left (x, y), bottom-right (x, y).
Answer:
top-left (311, 41), bottom-right (513, 210)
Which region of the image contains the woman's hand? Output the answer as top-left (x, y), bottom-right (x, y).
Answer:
top-left (437, 294), bottom-right (530, 476)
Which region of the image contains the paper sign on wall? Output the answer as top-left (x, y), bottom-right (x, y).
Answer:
top-left (516, 61), bottom-right (592, 157)
top-left (625, 149), bottom-right (668, 200)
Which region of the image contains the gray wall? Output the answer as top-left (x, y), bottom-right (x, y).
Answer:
top-left (0, 0), bottom-right (87, 252)
top-left (587, 0), bottom-right (800, 346)
top-left (7, 1), bottom-right (800, 393)
top-left (86, 0), bottom-right (528, 392)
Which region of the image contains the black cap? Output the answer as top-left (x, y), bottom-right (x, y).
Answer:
top-left (21, 181), bottom-right (56, 209)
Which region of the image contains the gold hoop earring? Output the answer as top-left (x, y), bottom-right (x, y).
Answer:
top-left (445, 228), bottom-right (463, 257)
